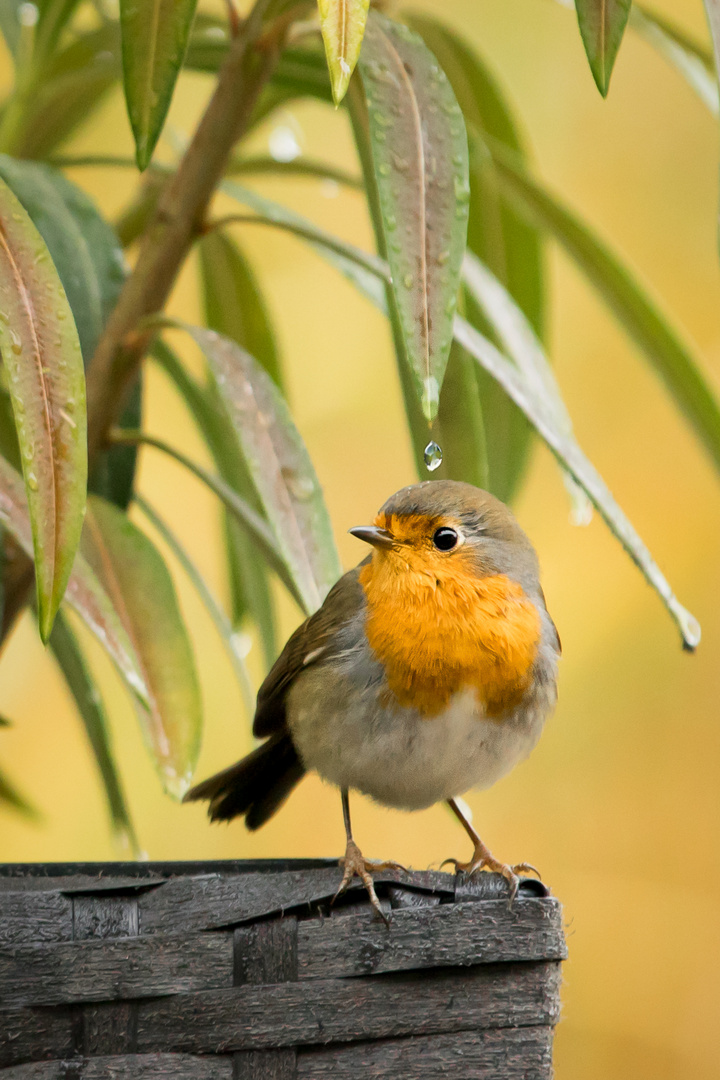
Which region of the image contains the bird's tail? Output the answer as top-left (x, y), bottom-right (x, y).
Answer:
top-left (183, 733), bottom-right (304, 830)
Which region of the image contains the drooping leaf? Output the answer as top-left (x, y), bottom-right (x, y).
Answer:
top-left (81, 496), bottom-right (202, 798)
top-left (408, 13), bottom-right (546, 501)
top-left (318, 0), bottom-right (370, 105)
top-left (0, 453), bottom-right (149, 706)
top-left (199, 230), bottom-right (282, 387)
top-left (463, 252), bottom-right (592, 523)
top-left (574, 0), bottom-right (632, 96)
top-left (453, 313), bottom-right (701, 652)
top-left (358, 11), bottom-right (470, 421)
top-left (8, 23), bottom-right (121, 160)
top-left (136, 494), bottom-right (255, 720)
top-left (0, 174), bottom-right (87, 640)
top-left (170, 324), bottom-right (342, 613)
top-left (0, 765), bottom-right (38, 818)
top-left (0, 156), bottom-right (126, 365)
top-left (152, 339), bottom-right (277, 664)
top-left (120, 0), bottom-right (199, 170)
top-left (489, 143), bottom-right (720, 476)
top-left (49, 610), bottom-right (138, 851)
top-left (631, 5), bottom-right (717, 113)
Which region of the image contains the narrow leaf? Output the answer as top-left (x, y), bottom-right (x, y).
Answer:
top-left (631, 5), bottom-right (717, 113)
top-left (136, 494), bottom-right (255, 720)
top-left (453, 313), bottom-right (701, 651)
top-left (0, 765), bottom-right (38, 818)
top-left (358, 11), bottom-right (470, 420)
top-left (0, 173), bottom-right (87, 640)
top-left (0, 453), bottom-right (150, 707)
top-left (120, 0), bottom-right (199, 170)
top-left (489, 144), bottom-right (720, 476)
top-left (171, 323), bottom-right (342, 613)
top-left (463, 252), bottom-right (592, 523)
top-left (49, 610), bottom-right (139, 852)
top-left (575, 0), bottom-right (631, 96)
top-left (408, 13), bottom-right (547, 501)
top-left (152, 338), bottom-right (277, 664)
top-left (81, 495), bottom-right (203, 798)
top-left (318, 0), bottom-right (370, 105)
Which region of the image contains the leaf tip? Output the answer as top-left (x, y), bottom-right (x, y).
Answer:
top-left (421, 376), bottom-right (440, 422)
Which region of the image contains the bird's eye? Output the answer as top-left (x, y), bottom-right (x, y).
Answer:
top-left (432, 527), bottom-right (459, 552)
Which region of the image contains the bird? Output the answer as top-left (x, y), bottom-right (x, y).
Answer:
top-left (184, 479), bottom-right (560, 917)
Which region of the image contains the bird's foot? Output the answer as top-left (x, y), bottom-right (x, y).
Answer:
top-left (334, 839), bottom-right (405, 924)
top-left (442, 845), bottom-right (541, 904)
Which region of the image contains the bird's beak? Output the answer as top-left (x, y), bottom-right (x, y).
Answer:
top-left (349, 525), bottom-right (394, 549)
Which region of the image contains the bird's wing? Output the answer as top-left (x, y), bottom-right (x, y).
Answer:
top-left (253, 564), bottom-right (367, 738)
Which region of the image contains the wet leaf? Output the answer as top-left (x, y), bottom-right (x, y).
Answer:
top-left (453, 314), bottom-right (701, 652)
top-left (490, 144), bottom-right (720, 476)
top-left (49, 610), bottom-right (138, 851)
top-left (358, 11), bottom-right (469, 421)
top-left (152, 338), bottom-right (277, 664)
top-left (318, 0), bottom-right (370, 105)
top-left (81, 496), bottom-right (202, 798)
top-left (0, 173), bottom-right (87, 640)
top-left (408, 14), bottom-right (546, 502)
top-left (120, 0), bottom-right (199, 170)
top-left (0, 453), bottom-right (149, 707)
top-left (173, 324), bottom-right (342, 613)
top-left (574, 0), bottom-right (631, 96)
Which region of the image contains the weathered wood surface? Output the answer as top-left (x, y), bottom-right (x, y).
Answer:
top-left (133, 962), bottom-right (561, 1054)
top-left (295, 1026), bottom-right (554, 1078)
top-left (0, 862), bottom-right (565, 1079)
top-left (297, 899), bottom-right (566, 978)
top-left (0, 932), bottom-right (234, 1006)
top-left (0, 1054), bottom-right (234, 1078)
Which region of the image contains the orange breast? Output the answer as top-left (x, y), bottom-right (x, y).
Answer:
top-left (359, 553), bottom-right (541, 718)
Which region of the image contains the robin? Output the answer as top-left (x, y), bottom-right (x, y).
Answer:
top-left (185, 480), bottom-right (560, 916)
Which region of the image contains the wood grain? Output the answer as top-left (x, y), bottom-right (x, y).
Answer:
top-left (0, 1054), bottom-right (234, 1078)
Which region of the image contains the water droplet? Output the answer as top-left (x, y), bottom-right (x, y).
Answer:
top-left (268, 125), bottom-right (301, 163)
top-left (403, 273), bottom-right (413, 288)
top-left (424, 441), bottom-right (443, 472)
top-left (378, 163), bottom-right (391, 177)
top-left (26, 472), bottom-right (38, 491)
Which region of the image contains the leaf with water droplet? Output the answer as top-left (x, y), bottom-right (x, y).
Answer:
top-left (318, 0), bottom-right (370, 106)
top-left (165, 321), bottom-right (342, 615)
top-left (81, 496), bottom-right (203, 798)
top-left (358, 12), bottom-right (469, 422)
top-left (0, 173), bottom-right (87, 641)
top-left (120, 0), bottom-right (199, 169)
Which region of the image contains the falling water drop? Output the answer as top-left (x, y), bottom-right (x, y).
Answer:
top-left (424, 441), bottom-right (443, 472)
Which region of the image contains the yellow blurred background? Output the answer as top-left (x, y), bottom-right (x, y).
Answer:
top-left (1, 0), bottom-right (720, 1076)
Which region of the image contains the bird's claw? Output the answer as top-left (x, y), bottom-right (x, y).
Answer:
top-left (441, 852), bottom-right (542, 906)
top-left (334, 839), bottom-right (403, 924)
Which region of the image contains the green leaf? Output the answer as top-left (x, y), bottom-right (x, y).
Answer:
top-left (49, 610), bottom-right (138, 851)
top-left (199, 230), bottom-right (282, 387)
top-left (630, 5), bottom-right (717, 113)
top-left (453, 313), bottom-right (701, 652)
top-left (120, 0), bottom-right (199, 170)
top-left (136, 494), bottom-right (255, 720)
top-left (7, 23), bottom-right (121, 160)
top-left (0, 765), bottom-right (38, 818)
top-left (358, 11), bottom-right (470, 420)
top-left (0, 453), bottom-right (150, 707)
top-left (0, 1), bottom-right (21, 56)
top-left (462, 251), bottom-right (592, 523)
top-left (318, 0), bottom-right (370, 105)
top-left (0, 156), bottom-right (126, 365)
top-left (171, 324), bottom-right (342, 613)
top-left (408, 13), bottom-right (546, 502)
top-left (82, 495), bottom-right (203, 798)
top-left (152, 338), bottom-right (277, 664)
top-left (574, 0), bottom-right (631, 96)
top-left (489, 143), bottom-right (720, 476)
top-left (0, 173), bottom-right (87, 640)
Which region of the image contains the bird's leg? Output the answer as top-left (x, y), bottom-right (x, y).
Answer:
top-left (442, 798), bottom-right (541, 904)
top-left (333, 789), bottom-right (404, 923)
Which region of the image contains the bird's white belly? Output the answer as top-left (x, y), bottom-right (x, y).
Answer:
top-left (288, 681), bottom-right (546, 811)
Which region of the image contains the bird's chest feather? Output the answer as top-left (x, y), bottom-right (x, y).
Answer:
top-left (359, 556), bottom-right (541, 718)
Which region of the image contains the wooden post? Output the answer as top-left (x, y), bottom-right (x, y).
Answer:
top-left (0, 860), bottom-right (566, 1078)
